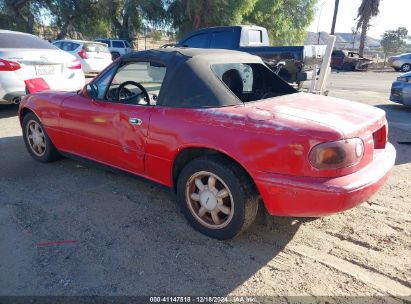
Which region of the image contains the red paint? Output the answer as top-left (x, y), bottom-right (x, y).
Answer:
top-left (67, 59), bottom-right (82, 70)
top-left (18, 90), bottom-right (396, 217)
top-left (25, 78), bottom-right (50, 94)
top-left (78, 48), bottom-right (86, 59)
top-left (36, 240), bottom-right (77, 247)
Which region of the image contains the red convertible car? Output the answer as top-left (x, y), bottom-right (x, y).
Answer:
top-left (18, 48), bottom-right (396, 239)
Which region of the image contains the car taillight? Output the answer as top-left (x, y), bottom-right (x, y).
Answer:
top-left (309, 138), bottom-right (364, 170)
top-left (67, 59), bottom-right (82, 69)
top-left (0, 59), bottom-right (21, 71)
top-left (78, 48), bottom-right (86, 59)
top-left (373, 125), bottom-right (387, 149)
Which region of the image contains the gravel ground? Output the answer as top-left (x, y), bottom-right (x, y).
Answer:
top-left (0, 71), bottom-right (410, 300)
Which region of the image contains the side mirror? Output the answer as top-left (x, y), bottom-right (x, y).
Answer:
top-left (85, 83), bottom-right (98, 99)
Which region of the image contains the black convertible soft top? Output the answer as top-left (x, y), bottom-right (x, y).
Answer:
top-left (122, 48), bottom-right (294, 108)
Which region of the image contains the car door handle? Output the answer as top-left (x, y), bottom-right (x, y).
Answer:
top-left (129, 118), bottom-right (142, 125)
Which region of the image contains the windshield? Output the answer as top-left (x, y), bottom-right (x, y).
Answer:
top-left (211, 63), bottom-right (296, 103)
top-left (0, 32), bottom-right (56, 49)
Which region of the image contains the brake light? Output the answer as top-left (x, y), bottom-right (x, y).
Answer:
top-left (78, 48), bottom-right (86, 59)
top-left (67, 59), bottom-right (82, 70)
top-left (309, 138), bottom-right (364, 170)
top-left (373, 125), bottom-right (387, 149)
top-left (0, 59), bottom-right (21, 71)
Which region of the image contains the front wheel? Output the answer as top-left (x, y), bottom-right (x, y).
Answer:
top-left (176, 156), bottom-right (259, 239)
top-left (22, 113), bottom-right (61, 162)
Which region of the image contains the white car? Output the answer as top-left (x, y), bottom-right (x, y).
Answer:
top-left (95, 39), bottom-right (132, 59)
top-left (0, 30), bottom-right (85, 105)
top-left (52, 40), bottom-right (112, 74)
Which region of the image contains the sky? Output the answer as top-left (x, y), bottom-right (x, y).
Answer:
top-left (307, 0), bottom-right (411, 39)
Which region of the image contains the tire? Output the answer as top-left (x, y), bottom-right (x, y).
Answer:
top-left (111, 52), bottom-right (120, 60)
top-left (176, 155), bottom-right (259, 240)
top-left (342, 62), bottom-right (354, 71)
top-left (400, 63), bottom-right (411, 72)
top-left (22, 112), bottom-right (61, 163)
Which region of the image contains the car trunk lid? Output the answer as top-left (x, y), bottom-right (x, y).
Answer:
top-left (83, 43), bottom-right (111, 60)
top-left (248, 92), bottom-right (386, 139)
top-left (0, 48), bottom-right (75, 81)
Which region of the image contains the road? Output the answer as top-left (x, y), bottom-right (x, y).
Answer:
top-left (328, 70), bottom-right (411, 133)
top-left (0, 71), bottom-right (410, 300)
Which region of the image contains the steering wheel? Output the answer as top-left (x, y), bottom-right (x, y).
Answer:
top-left (116, 81), bottom-right (150, 105)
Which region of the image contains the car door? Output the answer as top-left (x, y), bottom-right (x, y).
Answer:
top-left (58, 59), bottom-right (166, 174)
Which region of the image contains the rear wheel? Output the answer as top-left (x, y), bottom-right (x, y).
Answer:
top-left (22, 113), bottom-right (60, 163)
top-left (400, 63), bottom-right (411, 72)
top-left (111, 52), bottom-right (120, 60)
top-left (343, 62), bottom-right (354, 71)
top-left (176, 156), bottom-right (259, 239)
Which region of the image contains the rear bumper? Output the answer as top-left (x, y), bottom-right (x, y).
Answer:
top-left (0, 71), bottom-right (85, 104)
top-left (255, 143), bottom-right (396, 217)
top-left (81, 59), bottom-right (112, 74)
top-left (390, 61), bottom-right (403, 69)
top-left (0, 91), bottom-right (26, 104)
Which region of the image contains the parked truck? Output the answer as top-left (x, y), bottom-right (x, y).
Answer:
top-left (177, 25), bottom-right (326, 86)
top-left (331, 50), bottom-right (373, 71)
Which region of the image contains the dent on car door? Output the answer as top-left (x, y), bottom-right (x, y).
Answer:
top-left (59, 60), bottom-right (166, 174)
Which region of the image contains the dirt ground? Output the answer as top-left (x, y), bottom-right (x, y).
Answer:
top-left (0, 71), bottom-right (410, 301)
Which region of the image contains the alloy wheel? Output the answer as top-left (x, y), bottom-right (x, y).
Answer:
top-left (26, 120), bottom-right (46, 157)
top-left (185, 171), bottom-right (234, 229)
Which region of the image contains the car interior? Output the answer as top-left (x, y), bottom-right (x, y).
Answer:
top-left (91, 61), bottom-right (166, 105)
top-left (212, 63), bottom-right (296, 102)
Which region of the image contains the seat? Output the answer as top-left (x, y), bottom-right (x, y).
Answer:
top-left (222, 69), bottom-right (243, 100)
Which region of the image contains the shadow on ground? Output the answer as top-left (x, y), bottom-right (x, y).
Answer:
top-left (0, 104), bottom-right (19, 119)
top-left (0, 135), bottom-right (304, 296)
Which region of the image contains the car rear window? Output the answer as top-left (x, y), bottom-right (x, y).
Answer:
top-left (0, 32), bottom-right (56, 49)
top-left (61, 42), bottom-right (80, 51)
top-left (96, 39), bottom-right (110, 46)
top-left (248, 30), bottom-right (263, 43)
top-left (84, 43), bottom-right (109, 53)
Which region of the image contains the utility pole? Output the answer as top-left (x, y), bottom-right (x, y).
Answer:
top-left (316, 1), bottom-right (326, 45)
top-left (330, 0), bottom-right (339, 35)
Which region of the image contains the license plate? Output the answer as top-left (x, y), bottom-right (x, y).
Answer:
top-left (35, 65), bottom-right (55, 76)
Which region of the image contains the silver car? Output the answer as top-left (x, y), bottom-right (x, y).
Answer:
top-left (52, 40), bottom-right (112, 75)
top-left (388, 53), bottom-right (411, 72)
top-left (390, 71), bottom-right (411, 106)
top-left (95, 39), bottom-right (132, 60)
top-left (0, 30), bottom-right (85, 105)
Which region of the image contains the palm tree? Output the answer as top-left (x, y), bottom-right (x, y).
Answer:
top-left (356, 0), bottom-right (380, 56)
top-left (330, 0), bottom-right (339, 35)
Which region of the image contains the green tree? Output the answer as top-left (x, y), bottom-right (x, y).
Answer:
top-left (168, 0), bottom-right (316, 45)
top-left (46, 0), bottom-right (106, 39)
top-left (151, 29), bottom-right (163, 41)
top-left (243, 0), bottom-right (316, 45)
top-left (356, 0), bottom-right (380, 56)
top-left (168, 0), bottom-right (257, 38)
top-left (100, 0), bottom-right (165, 40)
top-left (380, 27), bottom-right (409, 56)
top-left (0, 0), bottom-right (49, 33)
